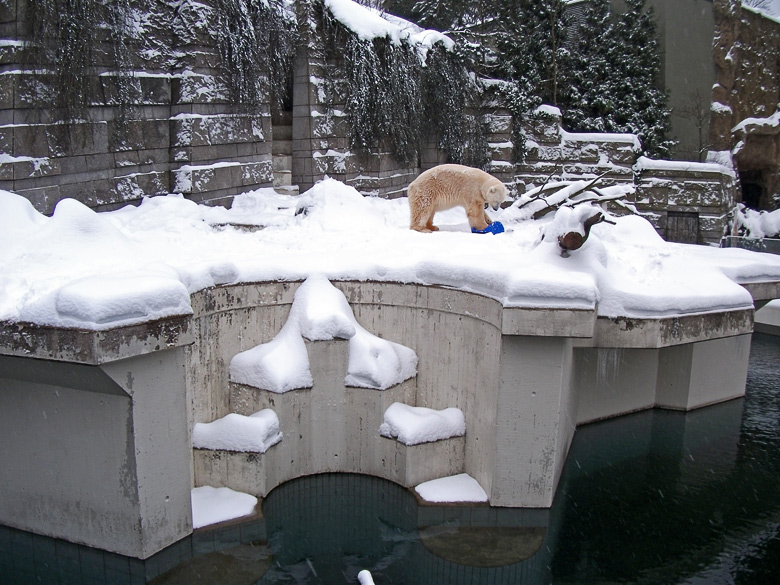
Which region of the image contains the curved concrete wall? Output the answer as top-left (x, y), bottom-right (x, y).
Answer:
top-left (0, 278), bottom-right (774, 558)
top-left (189, 282), bottom-right (504, 504)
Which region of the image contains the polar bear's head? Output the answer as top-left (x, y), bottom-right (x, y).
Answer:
top-left (482, 179), bottom-right (507, 211)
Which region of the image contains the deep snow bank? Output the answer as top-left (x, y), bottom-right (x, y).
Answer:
top-left (1, 178), bottom-right (779, 331)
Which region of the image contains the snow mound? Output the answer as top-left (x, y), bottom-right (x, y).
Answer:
top-left (379, 402), bottom-right (465, 445)
top-left (2, 177), bottom-right (780, 332)
top-left (192, 409), bottom-right (282, 453)
top-left (22, 268), bottom-right (193, 329)
top-left (734, 205), bottom-right (780, 239)
top-left (229, 275), bottom-right (418, 392)
top-left (415, 473), bottom-right (488, 503)
top-left (191, 486), bottom-right (257, 529)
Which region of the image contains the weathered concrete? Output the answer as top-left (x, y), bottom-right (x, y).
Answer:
top-left (656, 334), bottom-right (752, 410)
top-left (755, 300), bottom-right (780, 335)
top-left (0, 347), bottom-right (191, 559)
top-left (0, 278), bottom-right (773, 559)
top-left (493, 336), bottom-right (576, 508)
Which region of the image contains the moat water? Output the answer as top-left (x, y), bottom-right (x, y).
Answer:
top-left (3, 334), bottom-right (779, 584)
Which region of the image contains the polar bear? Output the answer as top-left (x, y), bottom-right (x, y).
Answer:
top-left (408, 164), bottom-right (507, 232)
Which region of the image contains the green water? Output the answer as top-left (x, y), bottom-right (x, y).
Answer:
top-left (3, 334), bottom-right (779, 584)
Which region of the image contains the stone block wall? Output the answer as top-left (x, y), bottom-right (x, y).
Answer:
top-left (515, 108), bottom-right (638, 192)
top-left (633, 158), bottom-right (738, 244)
top-left (512, 109), bottom-right (738, 245)
top-left (291, 1), bottom-right (421, 198)
top-left (484, 108), bottom-right (515, 189)
top-left (0, 0), bottom-right (274, 214)
top-left (0, 0), bottom-right (745, 238)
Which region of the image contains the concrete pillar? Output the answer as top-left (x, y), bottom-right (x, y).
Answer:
top-left (101, 348), bottom-right (192, 559)
top-left (307, 338), bottom-right (351, 469)
top-left (656, 334), bottom-right (751, 410)
top-left (0, 347), bottom-right (191, 559)
top-left (492, 336), bottom-right (576, 508)
top-left (574, 347), bottom-right (659, 424)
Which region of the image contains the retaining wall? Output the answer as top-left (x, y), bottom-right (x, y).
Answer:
top-left (0, 0), bottom-right (275, 213)
top-left (1, 278), bottom-right (776, 558)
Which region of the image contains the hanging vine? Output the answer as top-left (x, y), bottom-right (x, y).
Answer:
top-left (320, 1), bottom-right (487, 167)
top-left (422, 44), bottom-right (490, 169)
top-left (25, 0), bottom-right (135, 122)
top-left (213, 0), bottom-right (298, 116)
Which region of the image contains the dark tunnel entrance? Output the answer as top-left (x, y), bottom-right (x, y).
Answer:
top-left (738, 169), bottom-right (768, 210)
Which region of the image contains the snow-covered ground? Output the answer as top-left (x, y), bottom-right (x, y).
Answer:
top-left (2, 178), bottom-right (780, 331)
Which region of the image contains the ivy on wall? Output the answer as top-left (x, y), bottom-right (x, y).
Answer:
top-left (422, 44), bottom-right (490, 169)
top-left (212, 0), bottom-right (298, 116)
top-left (25, 0), bottom-right (134, 120)
top-left (26, 0), bottom-right (297, 121)
top-left (320, 2), bottom-right (488, 168)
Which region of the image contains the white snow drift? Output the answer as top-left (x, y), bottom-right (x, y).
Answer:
top-left (190, 485), bottom-right (257, 529)
top-left (415, 473), bottom-right (489, 503)
top-left (379, 402), bottom-right (465, 445)
top-left (2, 177), bottom-right (780, 332)
top-left (192, 409), bottom-right (282, 453)
top-left (229, 275), bottom-right (418, 392)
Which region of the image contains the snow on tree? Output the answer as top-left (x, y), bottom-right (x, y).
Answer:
top-left (561, 0), bottom-right (674, 158)
top-left (389, 0), bottom-right (672, 161)
top-left (732, 204), bottom-right (780, 239)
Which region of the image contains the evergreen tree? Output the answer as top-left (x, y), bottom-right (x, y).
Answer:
top-left (562, 0), bottom-right (615, 132)
top-left (610, 0), bottom-right (673, 157)
top-left (561, 0), bottom-right (673, 157)
top-left (385, 0), bottom-right (673, 158)
top-left (494, 0), bottom-right (568, 106)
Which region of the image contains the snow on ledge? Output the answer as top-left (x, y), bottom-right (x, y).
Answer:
top-left (732, 110), bottom-right (780, 134)
top-left (324, 0), bottom-right (454, 53)
top-left (192, 409), bottom-right (282, 453)
top-left (191, 486), bottom-right (257, 529)
top-left (379, 402), bottom-right (465, 445)
top-left (634, 156), bottom-right (735, 177)
top-left (229, 275), bottom-right (418, 393)
top-left (561, 129), bottom-right (641, 149)
top-left (415, 473), bottom-right (488, 503)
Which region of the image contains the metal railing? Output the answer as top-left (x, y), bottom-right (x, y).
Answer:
top-left (720, 236), bottom-right (780, 255)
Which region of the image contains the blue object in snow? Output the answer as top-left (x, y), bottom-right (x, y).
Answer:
top-left (472, 221), bottom-right (505, 234)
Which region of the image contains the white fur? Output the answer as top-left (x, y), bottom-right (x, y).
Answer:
top-left (408, 164), bottom-right (507, 232)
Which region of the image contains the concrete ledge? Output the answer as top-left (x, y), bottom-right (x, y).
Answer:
top-left (587, 309), bottom-right (753, 348)
top-left (0, 315), bottom-right (192, 364)
top-left (755, 301), bottom-right (780, 335)
top-left (0, 278), bottom-right (768, 559)
top-left (740, 280), bottom-right (780, 306)
top-left (501, 307), bottom-right (595, 337)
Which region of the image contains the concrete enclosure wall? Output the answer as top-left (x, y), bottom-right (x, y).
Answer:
top-left (0, 347), bottom-right (192, 559)
top-left (0, 278), bottom-right (772, 558)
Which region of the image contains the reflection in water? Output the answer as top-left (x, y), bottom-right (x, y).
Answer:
top-left (3, 334), bottom-right (779, 584)
top-left (258, 474), bottom-right (548, 584)
top-left (551, 333), bottom-right (780, 585)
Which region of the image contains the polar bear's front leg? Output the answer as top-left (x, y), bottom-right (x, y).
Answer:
top-left (410, 202), bottom-right (438, 232)
top-left (466, 200), bottom-right (490, 231)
